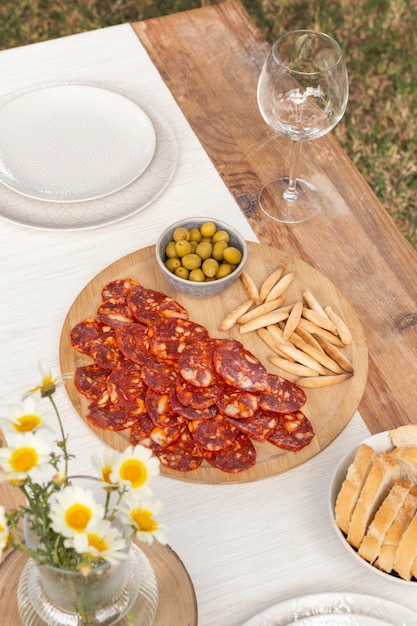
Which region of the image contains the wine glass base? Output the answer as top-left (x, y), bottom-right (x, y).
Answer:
top-left (258, 177), bottom-right (321, 224)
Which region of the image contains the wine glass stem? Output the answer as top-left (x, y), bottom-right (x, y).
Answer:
top-left (283, 140), bottom-right (302, 202)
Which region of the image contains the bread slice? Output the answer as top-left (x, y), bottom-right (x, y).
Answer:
top-left (375, 486), bottom-right (417, 573)
top-left (390, 423), bottom-right (417, 448)
top-left (335, 444), bottom-right (376, 534)
top-left (346, 453), bottom-right (400, 549)
top-left (393, 512), bottom-right (417, 580)
top-left (388, 446), bottom-right (417, 483)
top-left (358, 479), bottom-right (412, 564)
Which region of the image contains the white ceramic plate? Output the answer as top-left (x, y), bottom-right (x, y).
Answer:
top-left (329, 431), bottom-right (417, 587)
top-left (241, 592), bottom-right (417, 625)
top-left (0, 85), bottom-right (177, 230)
top-left (0, 84), bottom-right (156, 203)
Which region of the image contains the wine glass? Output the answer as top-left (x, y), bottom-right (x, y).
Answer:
top-left (257, 30), bottom-right (349, 223)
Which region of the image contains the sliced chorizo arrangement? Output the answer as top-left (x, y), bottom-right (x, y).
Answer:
top-left (70, 279), bottom-right (315, 473)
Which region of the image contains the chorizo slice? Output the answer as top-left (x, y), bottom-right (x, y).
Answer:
top-left (130, 414), bottom-right (185, 450)
top-left (216, 388), bottom-right (259, 419)
top-left (70, 318), bottom-right (113, 356)
top-left (115, 323), bottom-right (150, 365)
top-left (225, 409), bottom-right (278, 442)
top-left (258, 374), bottom-right (306, 414)
top-left (203, 432), bottom-right (257, 473)
top-left (178, 340), bottom-right (219, 388)
top-left (127, 285), bottom-right (189, 326)
top-left (74, 364), bottom-right (111, 402)
top-left (89, 334), bottom-right (125, 370)
top-left (169, 387), bottom-right (218, 421)
top-left (107, 361), bottom-right (147, 412)
top-left (87, 399), bottom-right (140, 431)
top-left (213, 340), bottom-right (270, 393)
top-left (155, 426), bottom-right (204, 471)
top-left (188, 413), bottom-right (238, 451)
top-left (145, 389), bottom-right (184, 428)
top-left (267, 410), bottom-right (315, 451)
top-left (140, 357), bottom-right (178, 394)
top-left (97, 298), bottom-right (136, 328)
top-left (148, 317), bottom-right (209, 361)
top-left (101, 278), bottom-right (142, 301)
top-left (175, 376), bottom-right (224, 409)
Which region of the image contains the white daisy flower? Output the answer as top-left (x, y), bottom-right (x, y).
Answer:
top-left (91, 448), bottom-right (120, 487)
top-left (118, 491), bottom-right (167, 546)
top-left (49, 484), bottom-right (105, 539)
top-left (25, 361), bottom-right (62, 399)
top-left (0, 506), bottom-right (9, 560)
top-left (0, 432), bottom-right (52, 480)
top-left (110, 445), bottom-right (160, 491)
top-left (0, 396), bottom-right (52, 434)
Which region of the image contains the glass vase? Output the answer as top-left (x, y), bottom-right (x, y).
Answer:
top-left (17, 476), bottom-right (142, 626)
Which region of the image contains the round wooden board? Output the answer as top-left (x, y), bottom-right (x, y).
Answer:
top-left (0, 541), bottom-right (197, 626)
top-left (59, 241), bottom-right (368, 483)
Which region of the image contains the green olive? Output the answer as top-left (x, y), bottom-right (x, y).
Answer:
top-left (212, 240), bottom-right (228, 261)
top-left (182, 253), bottom-right (202, 270)
top-left (223, 246), bottom-right (242, 265)
top-left (200, 221), bottom-right (217, 238)
top-left (174, 266), bottom-right (189, 279)
top-left (175, 240), bottom-right (192, 257)
top-left (165, 240), bottom-right (179, 259)
top-left (202, 258), bottom-right (219, 278)
top-left (189, 268), bottom-right (206, 282)
top-left (189, 240), bottom-right (198, 253)
top-left (189, 227), bottom-right (202, 243)
top-left (173, 227), bottom-right (190, 242)
top-left (211, 229), bottom-right (230, 244)
top-left (216, 263), bottom-right (233, 279)
top-left (195, 241), bottom-right (213, 260)
top-left (165, 257), bottom-right (181, 272)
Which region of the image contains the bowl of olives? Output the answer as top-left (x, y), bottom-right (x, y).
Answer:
top-left (156, 217), bottom-right (248, 298)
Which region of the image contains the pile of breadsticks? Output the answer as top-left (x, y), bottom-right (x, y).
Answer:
top-left (219, 267), bottom-right (354, 388)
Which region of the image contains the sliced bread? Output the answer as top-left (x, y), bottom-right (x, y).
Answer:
top-left (390, 423), bottom-right (417, 449)
top-left (358, 479), bottom-right (412, 564)
top-left (375, 487), bottom-right (417, 573)
top-left (346, 452), bottom-right (400, 549)
top-left (388, 446), bottom-right (417, 483)
top-left (393, 512), bottom-right (417, 580)
top-left (335, 443), bottom-right (376, 535)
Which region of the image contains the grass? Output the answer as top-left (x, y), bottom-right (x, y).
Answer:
top-left (0, 0), bottom-right (416, 247)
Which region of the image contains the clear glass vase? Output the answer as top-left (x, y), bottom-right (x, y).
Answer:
top-left (17, 476), bottom-right (143, 626)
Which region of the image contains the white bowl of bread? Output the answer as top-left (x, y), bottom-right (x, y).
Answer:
top-left (330, 423), bottom-right (417, 585)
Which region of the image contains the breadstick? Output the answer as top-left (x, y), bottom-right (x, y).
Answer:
top-left (219, 298), bottom-right (253, 331)
top-left (256, 328), bottom-right (295, 361)
top-left (264, 326), bottom-right (327, 374)
top-left (289, 330), bottom-right (343, 374)
top-left (302, 307), bottom-right (338, 334)
top-left (324, 305), bottom-right (352, 345)
top-left (268, 355), bottom-right (320, 378)
top-left (265, 272), bottom-right (295, 302)
top-left (296, 373), bottom-right (353, 388)
top-left (293, 325), bottom-right (324, 351)
top-left (312, 333), bottom-right (354, 373)
top-left (237, 297), bottom-right (285, 324)
top-left (297, 318), bottom-right (345, 347)
top-left (239, 307), bottom-right (290, 334)
top-left (303, 289), bottom-right (327, 317)
top-left (259, 266), bottom-right (285, 303)
top-left (240, 272), bottom-right (260, 304)
top-left (282, 301), bottom-right (303, 340)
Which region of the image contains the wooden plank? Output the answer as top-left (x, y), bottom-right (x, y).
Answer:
top-left (132, 2), bottom-right (417, 433)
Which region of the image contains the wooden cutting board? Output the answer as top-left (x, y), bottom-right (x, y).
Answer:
top-left (59, 241), bottom-right (368, 483)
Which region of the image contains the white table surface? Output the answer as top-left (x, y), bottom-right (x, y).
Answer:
top-left (0, 22), bottom-right (415, 626)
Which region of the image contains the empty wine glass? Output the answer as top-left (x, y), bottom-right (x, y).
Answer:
top-left (257, 30), bottom-right (349, 223)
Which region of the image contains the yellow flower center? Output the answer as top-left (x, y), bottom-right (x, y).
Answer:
top-left (15, 413), bottom-right (42, 432)
top-left (0, 523), bottom-right (4, 532)
top-left (65, 504), bottom-right (92, 532)
top-left (131, 508), bottom-right (158, 532)
top-left (102, 466), bottom-right (113, 484)
top-left (119, 459), bottom-right (147, 488)
top-left (10, 447), bottom-right (39, 473)
top-left (87, 532), bottom-right (108, 553)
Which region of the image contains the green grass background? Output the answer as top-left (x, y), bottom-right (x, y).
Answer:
top-left (1, 0), bottom-right (416, 247)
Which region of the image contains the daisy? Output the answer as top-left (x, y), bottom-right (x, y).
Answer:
top-left (49, 484), bottom-right (105, 539)
top-left (65, 520), bottom-right (128, 565)
top-left (110, 445), bottom-right (160, 491)
top-left (26, 361), bottom-right (62, 399)
top-left (0, 432), bottom-right (52, 480)
top-left (118, 491), bottom-right (167, 546)
top-left (92, 448), bottom-right (120, 487)
top-left (0, 396), bottom-right (52, 434)
top-left (0, 506), bottom-right (9, 561)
